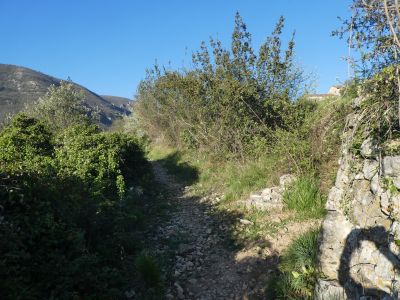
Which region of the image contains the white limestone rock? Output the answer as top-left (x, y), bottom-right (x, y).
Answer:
top-left (363, 159), bottom-right (379, 180)
top-left (360, 138), bottom-right (379, 158)
top-left (382, 156), bottom-right (400, 177)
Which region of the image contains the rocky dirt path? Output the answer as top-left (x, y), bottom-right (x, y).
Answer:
top-left (150, 161), bottom-right (318, 300)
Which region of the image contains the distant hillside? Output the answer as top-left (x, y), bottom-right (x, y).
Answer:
top-left (0, 64), bottom-right (131, 126)
top-left (101, 95), bottom-right (132, 111)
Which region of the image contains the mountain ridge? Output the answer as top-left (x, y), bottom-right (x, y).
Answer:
top-left (0, 64), bottom-right (131, 126)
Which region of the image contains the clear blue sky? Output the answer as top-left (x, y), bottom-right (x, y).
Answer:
top-left (0, 0), bottom-right (352, 99)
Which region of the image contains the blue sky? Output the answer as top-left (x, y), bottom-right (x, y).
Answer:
top-left (0, 0), bottom-right (352, 99)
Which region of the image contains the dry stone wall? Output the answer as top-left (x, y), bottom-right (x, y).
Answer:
top-left (316, 98), bottom-right (400, 300)
top-left (241, 174), bottom-right (296, 210)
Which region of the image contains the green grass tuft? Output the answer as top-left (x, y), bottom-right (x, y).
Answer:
top-left (272, 228), bottom-right (321, 299)
top-left (283, 176), bottom-right (326, 219)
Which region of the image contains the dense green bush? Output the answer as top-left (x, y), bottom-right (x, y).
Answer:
top-left (0, 113), bottom-right (153, 299)
top-left (134, 13), bottom-right (351, 210)
top-left (135, 13), bottom-right (310, 159)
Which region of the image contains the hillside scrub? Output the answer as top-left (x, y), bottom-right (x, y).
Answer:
top-left (0, 88), bottom-right (161, 298)
top-left (353, 66), bottom-right (400, 153)
top-left (135, 13), bottom-right (311, 160)
top-left (149, 93), bottom-right (352, 210)
top-left (134, 13), bottom-right (353, 213)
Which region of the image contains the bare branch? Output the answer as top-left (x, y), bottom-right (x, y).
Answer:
top-left (384, 0), bottom-right (400, 48)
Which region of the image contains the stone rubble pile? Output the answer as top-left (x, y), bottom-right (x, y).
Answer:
top-left (241, 174), bottom-right (296, 210)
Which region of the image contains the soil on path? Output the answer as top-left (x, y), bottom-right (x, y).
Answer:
top-left (150, 160), bottom-right (318, 300)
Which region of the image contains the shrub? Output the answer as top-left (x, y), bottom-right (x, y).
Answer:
top-left (134, 13), bottom-right (310, 159)
top-left (25, 81), bottom-right (94, 131)
top-left (358, 66), bottom-right (400, 145)
top-left (0, 113), bottom-right (53, 164)
top-left (0, 114), bottom-right (154, 299)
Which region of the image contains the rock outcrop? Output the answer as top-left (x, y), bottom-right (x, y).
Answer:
top-left (316, 97), bottom-right (400, 299)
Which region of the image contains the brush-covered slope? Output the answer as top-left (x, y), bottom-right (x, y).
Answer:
top-left (0, 64), bottom-right (131, 126)
top-left (101, 95), bottom-right (132, 111)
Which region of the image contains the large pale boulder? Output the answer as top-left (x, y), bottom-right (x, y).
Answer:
top-left (363, 159), bottom-right (379, 180)
top-left (382, 156), bottom-right (400, 177)
top-left (319, 212), bottom-right (353, 280)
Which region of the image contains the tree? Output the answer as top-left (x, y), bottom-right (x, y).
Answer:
top-left (26, 81), bottom-right (92, 131)
top-left (335, 1), bottom-right (400, 74)
top-left (231, 12), bottom-right (256, 81)
top-left (335, 0), bottom-right (400, 125)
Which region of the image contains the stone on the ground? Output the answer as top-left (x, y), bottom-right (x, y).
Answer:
top-left (279, 174), bottom-right (297, 188)
top-left (239, 218), bottom-right (253, 225)
top-left (174, 282), bottom-right (184, 299)
top-left (382, 156), bottom-right (400, 176)
top-left (363, 159), bottom-right (379, 180)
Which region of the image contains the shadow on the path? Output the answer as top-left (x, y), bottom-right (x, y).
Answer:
top-left (156, 151), bottom-right (199, 185)
top-left (152, 157), bottom-right (277, 299)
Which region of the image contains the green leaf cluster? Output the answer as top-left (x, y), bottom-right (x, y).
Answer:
top-left (0, 113), bottom-right (152, 299)
top-left (283, 176), bottom-right (326, 219)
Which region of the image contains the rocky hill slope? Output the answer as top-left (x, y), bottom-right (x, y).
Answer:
top-left (101, 95), bottom-right (131, 108)
top-left (0, 64), bottom-right (131, 126)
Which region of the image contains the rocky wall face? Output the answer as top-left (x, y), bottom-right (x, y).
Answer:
top-left (316, 99), bottom-right (400, 300)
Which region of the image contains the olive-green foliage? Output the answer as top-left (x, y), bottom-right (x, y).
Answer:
top-left (340, 78), bottom-right (360, 100)
top-left (26, 81), bottom-right (94, 131)
top-left (135, 13), bottom-right (350, 209)
top-left (0, 113), bottom-right (153, 299)
top-left (283, 176), bottom-right (326, 219)
top-left (135, 13), bottom-right (309, 159)
top-left (219, 96), bottom-right (350, 202)
top-left (348, 66), bottom-right (400, 158)
top-left (149, 94), bottom-right (351, 205)
top-left (272, 228), bottom-right (320, 299)
top-left (360, 66), bottom-right (400, 142)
